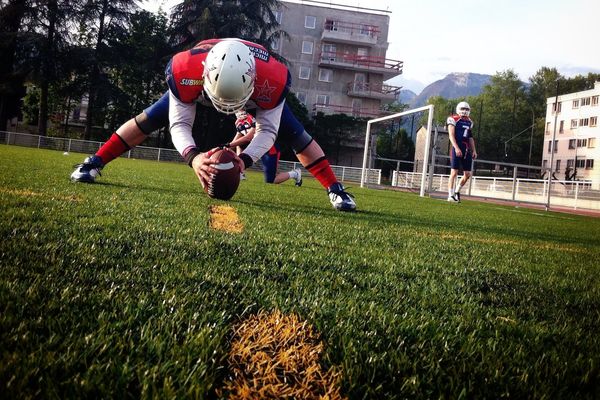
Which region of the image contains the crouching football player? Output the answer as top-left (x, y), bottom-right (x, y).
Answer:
top-left (71, 38), bottom-right (355, 211)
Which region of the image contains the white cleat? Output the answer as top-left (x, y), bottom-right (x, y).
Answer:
top-left (328, 182), bottom-right (356, 211)
top-left (70, 155), bottom-right (104, 183)
top-left (447, 194), bottom-right (460, 203)
top-left (293, 168), bottom-right (302, 187)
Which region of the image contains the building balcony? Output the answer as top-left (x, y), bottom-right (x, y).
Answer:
top-left (321, 19), bottom-right (379, 46)
top-left (312, 103), bottom-right (388, 119)
top-left (318, 51), bottom-right (403, 80)
top-left (347, 81), bottom-right (401, 102)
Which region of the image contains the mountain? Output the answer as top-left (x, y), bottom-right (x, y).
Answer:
top-left (410, 72), bottom-right (492, 107)
top-left (386, 76), bottom-right (426, 94)
top-left (397, 89), bottom-right (417, 104)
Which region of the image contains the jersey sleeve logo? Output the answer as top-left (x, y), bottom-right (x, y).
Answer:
top-left (254, 79), bottom-right (277, 103)
top-left (180, 78), bottom-right (203, 86)
top-left (246, 45), bottom-right (270, 62)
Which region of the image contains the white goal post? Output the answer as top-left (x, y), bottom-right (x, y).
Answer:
top-left (360, 105), bottom-right (434, 196)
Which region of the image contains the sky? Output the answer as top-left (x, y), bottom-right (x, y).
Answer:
top-left (139, 0), bottom-right (600, 93)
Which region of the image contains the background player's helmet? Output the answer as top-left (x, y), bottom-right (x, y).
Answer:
top-left (456, 101), bottom-right (471, 117)
top-left (203, 40), bottom-right (256, 114)
top-left (235, 110), bottom-right (247, 120)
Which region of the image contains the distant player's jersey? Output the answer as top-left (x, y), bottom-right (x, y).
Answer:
top-left (234, 113), bottom-right (277, 154)
top-left (235, 114), bottom-right (256, 135)
top-left (165, 38), bottom-right (291, 110)
top-left (447, 114), bottom-right (474, 149)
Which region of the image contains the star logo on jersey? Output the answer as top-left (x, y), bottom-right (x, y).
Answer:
top-left (254, 79), bottom-right (276, 103)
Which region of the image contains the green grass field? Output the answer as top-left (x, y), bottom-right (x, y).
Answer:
top-left (1, 145), bottom-right (599, 399)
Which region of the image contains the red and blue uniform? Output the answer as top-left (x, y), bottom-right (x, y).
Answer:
top-left (166, 39), bottom-right (290, 109)
top-left (235, 113), bottom-right (281, 183)
top-left (140, 38), bottom-right (310, 165)
top-left (447, 114), bottom-right (474, 170)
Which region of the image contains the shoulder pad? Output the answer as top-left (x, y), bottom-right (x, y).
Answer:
top-left (446, 115), bottom-right (460, 125)
top-left (165, 50), bottom-right (205, 103)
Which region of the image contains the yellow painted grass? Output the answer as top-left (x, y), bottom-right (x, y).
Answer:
top-left (1, 188), bottom-right (81, 202)
top-left (209, 205), bottom-right (243, 233)
top-left (217, 310), bottom-right (345, 399)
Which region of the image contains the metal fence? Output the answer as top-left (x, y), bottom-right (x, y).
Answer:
top-left (0, 131), bottom-right (381, 185)
top-left (391, 170), bottom-right (600, 211)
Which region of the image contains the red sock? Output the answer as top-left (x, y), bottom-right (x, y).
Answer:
top-left (306, 157), bottom-right (338, 189)
top-left (96, 133), bottom-right (130, 165)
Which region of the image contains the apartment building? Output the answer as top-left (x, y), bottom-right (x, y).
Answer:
top-left (274, 0), bottom-right (402, 118)
top-left (543, 81), bottom-right (600, 187)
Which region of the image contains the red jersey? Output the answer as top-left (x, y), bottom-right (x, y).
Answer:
top-left (165, 39), bottom-right (291, 110)
top-left (235, 114), bottom-right (256, 134)
top-left (233, 113), bottom-right (277, 154)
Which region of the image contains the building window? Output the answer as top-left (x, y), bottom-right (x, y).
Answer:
top-left (321, 44), bottom-right (336, 61)
top-left (586, 159), bottom-right (595, 169)
top-left (545, 122), bottom-right (551, 134)
top-left (305, 15), bottom-right (316, 29)
top-left (571, 119), bottom-right (578, 129)
top-left (581, 97), bottom-right (591, 106)
top-left (577, 138), bottom-right (588, 148)
top-left (548, 140), bottom-right (558, 153)
top-left (592, 95), bottom-right (599, 106)
top-left (590, 116), bottom-right (597, 127)
top-left (555, 159), bottom-right (561, 172)
top-left (295, 91), bottom-right (306, 105)
top-left (316, 94), bottom-right (330, 105)
top-left (552, 102), bottom-right (562, 113)
top-left (588, 138), bottom-right (596, 148)
top-left (357, 47), bottom-right (369, 63)
top-left (576, 159), bottom-right (586, 169)
top-left (559, 120), bottom-right (564, 133)
top-left (568, 139), bottom-right (576, 149)
top-left (572, 99), bottom-right (580, 108)
top-left (318, 68), bottom-right (333, 82)
top-left (579, 118), bottom-right (589, 127)
top-left (567, 159), bottom-right (575, 169)
top-left (302, 41), bottom-right (313, 54)
top-left (299, 66), bottom-right (310, 80)
top-left (542, 160), bottom-right (548, 169)
top-left (274, 10), bottom-right (282, 24)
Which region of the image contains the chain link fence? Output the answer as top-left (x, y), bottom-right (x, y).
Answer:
top-left (1, 131), bottom-right (381, 185)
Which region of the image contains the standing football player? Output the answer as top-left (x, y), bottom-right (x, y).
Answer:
top-left (71, 38), bottom-right (355, 212)
top-left (447, 101), bottom-right (478, 203)
top-left (228, 109), bottom-right (302, 186)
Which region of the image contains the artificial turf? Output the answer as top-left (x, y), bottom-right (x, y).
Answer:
top-left (1, 145), bottom-right (599, 399)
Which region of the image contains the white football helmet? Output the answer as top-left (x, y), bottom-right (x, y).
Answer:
top-left (203, 40), bottom-right (256, 114)
top-left (235, 110), bottom-right (247, 119)
top-left (456, 101), bottom-right (471, 117)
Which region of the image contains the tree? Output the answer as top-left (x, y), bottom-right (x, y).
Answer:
top-left (169, 0), bottom-right (285, 50)
top-left (106, 10), bottom-right (171, 133)
top-left (423, 96), bottom-right (455, 127)
top-left (80, 0), bottom-right (137, 139)
top-left (0, 0), bottom-right (32, 130)
top-left (36, 0), bottom-right (58, 136)
top-left (312, 112), bottom-right (367, 164)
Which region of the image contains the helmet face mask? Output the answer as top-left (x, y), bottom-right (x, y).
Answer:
top-left (456, 101), bottom-right (471, 117)
top-left (203, 40), bottom-right (256, 114)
